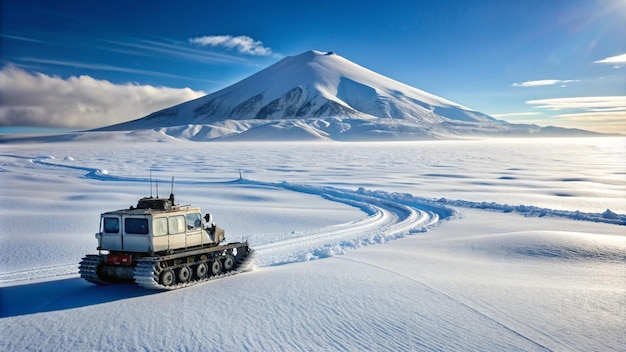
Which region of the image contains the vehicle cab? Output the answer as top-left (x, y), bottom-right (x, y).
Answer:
top-left (95, 195), bottom-right (224, 255)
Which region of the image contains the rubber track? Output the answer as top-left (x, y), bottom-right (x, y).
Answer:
top-left (133, 250), bottom-right (255, 290)
top-left (78, 254), bottom-right (109, 286)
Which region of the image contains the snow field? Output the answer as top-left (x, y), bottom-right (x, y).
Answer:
top-left (1, 137), bottom-right (624, 351)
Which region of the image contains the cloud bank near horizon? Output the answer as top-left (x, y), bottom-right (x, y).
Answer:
top-left (526, 96), bottom-right (626, 132)
top-left (526, 96), bottom-right (626, 111)
top-left (0, 65), bottom-right (206, 129)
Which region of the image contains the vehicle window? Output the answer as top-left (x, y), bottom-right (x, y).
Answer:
top-left (103, 217), bottom-right (119, 233)
top-left (125, 218), bottom-right (149, 234)
top-left (168, 215), bottom-right (185, 234)
top-left (153, 217), bottom-right (168, 236)
top-left (186, 213), bottom-right (202, 230)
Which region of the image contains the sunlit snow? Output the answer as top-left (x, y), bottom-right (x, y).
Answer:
top-left (1, 137), bottom-right (624, 351)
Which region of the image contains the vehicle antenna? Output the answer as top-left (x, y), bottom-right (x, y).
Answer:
top-left (149, 168), bottom-right (153, 197)
top-left (156, 178), bottom-right (159, 198)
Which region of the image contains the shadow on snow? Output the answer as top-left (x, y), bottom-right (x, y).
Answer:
top-left (0, 278), bottom-right (157, 318)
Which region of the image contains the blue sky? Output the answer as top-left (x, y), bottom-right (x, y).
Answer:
top-left (1, 0), bottom-right (625, 133)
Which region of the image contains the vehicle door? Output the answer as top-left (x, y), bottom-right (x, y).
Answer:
top-left (99, 215), bottom-right (122, 250)
top-left (185, 212), bottom-right (203, 247)
top-left (122, 216), bottom-right (151, 252)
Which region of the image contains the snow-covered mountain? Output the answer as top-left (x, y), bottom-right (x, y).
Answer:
top-left (99, 50), bottom-right (597, 141)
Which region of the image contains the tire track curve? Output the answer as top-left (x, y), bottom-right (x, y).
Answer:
top-left (0, 155), bottom-right (455, 284)
top-left (241, 179), bottom-right (452, 267)
top-left (0, 182), bottom-right (453, 284)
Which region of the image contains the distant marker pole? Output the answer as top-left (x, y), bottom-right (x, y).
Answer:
top-left (149, 168), bottom-right (153, 197)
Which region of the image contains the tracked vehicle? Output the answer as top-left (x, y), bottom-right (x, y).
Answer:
top-left (79, 188), bottom-right (253, 290)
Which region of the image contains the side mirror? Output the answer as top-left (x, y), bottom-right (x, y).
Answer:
top-left (204, 213), bottom-right (213, 225)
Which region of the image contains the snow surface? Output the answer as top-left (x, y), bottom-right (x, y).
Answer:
top-left (1, 137), bottom-right (625, 351)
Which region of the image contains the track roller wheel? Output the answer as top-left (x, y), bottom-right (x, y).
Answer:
top-left (223, 255), bottom-right (235, 271)
top-left (178, 265), bottom-right (192, 283)
top-left (210, 260), bottom-right (222, 276)
top-left (196, 262), bottom-right (208, 279)
top-left (160, 269), bottom-right (176, 287)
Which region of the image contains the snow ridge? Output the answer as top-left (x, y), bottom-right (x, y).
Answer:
top-left (434, 197), bottom-right (626, 226)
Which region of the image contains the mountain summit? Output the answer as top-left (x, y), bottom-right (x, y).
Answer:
top-left (100, 50), bottom-right (596, 140)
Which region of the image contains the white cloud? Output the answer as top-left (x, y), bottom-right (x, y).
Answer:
top-left (189, 35), bottom-right (272, 56)
top-left (512, 79), bottom-right (579, 87)
top-left (0, 65), bottom-right (206, 129)
top-left (594, 53), bottom-right (626, 65)
top-left (526, 96), bottom-right (626, 110)
top-left (553, 111), bottom-right (626, 122)
top-left (490, 112), bottom-right (542, 118)
top-left (512, 80), bottom-right (560, 87)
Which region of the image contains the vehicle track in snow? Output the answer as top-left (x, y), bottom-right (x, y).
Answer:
top-left (22, 153), bottom-right (625, 226)
top-left (0, 154), bottom-right (454, 284)
top-left (5, 154), bottom-right (622, 286)
top-left (240, 179), bottom-right (451, 267)
top-left (0, 263), bottom-right (79, 284)
top-left (0, 178), bottom-right (452, 284)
